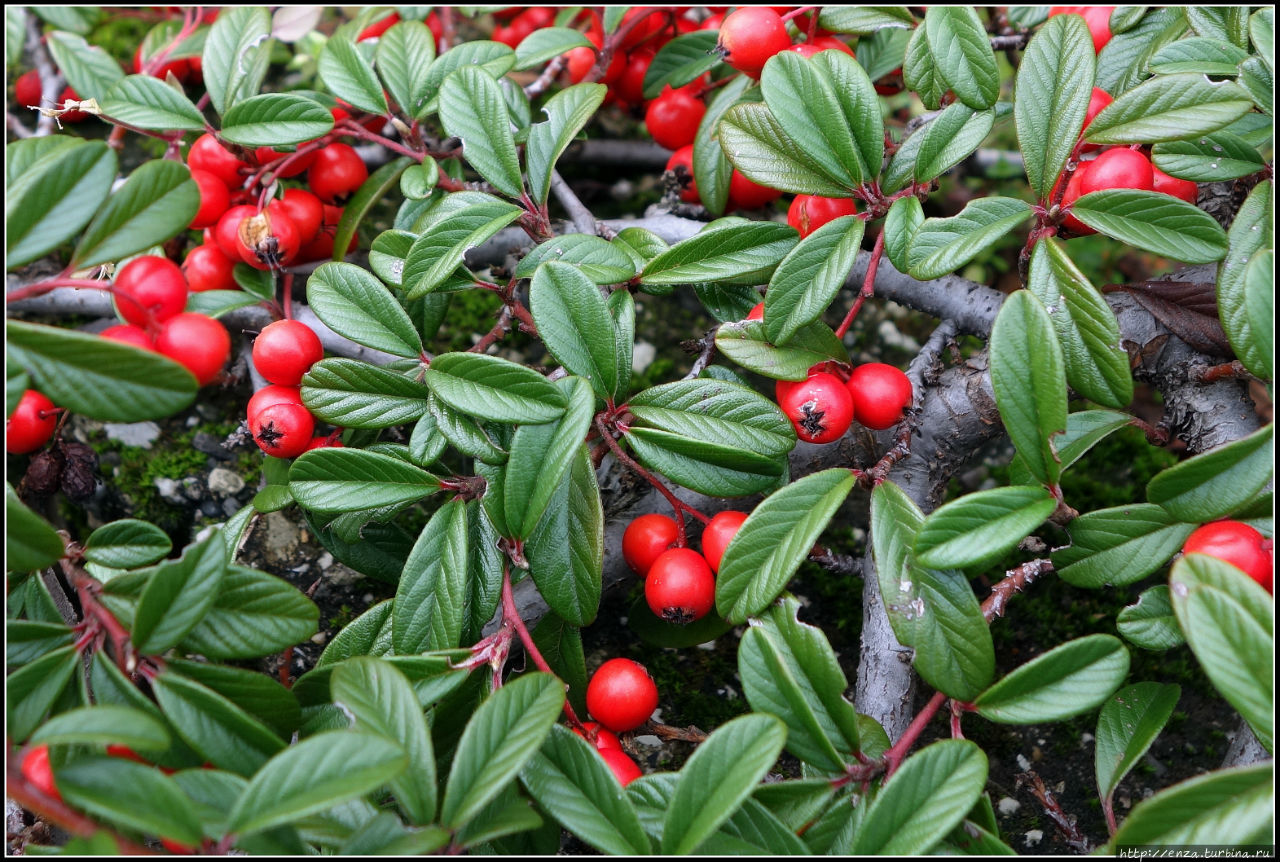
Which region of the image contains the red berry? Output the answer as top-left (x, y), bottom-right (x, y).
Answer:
top-left (1152, 167), bottom-right (1198, 204)
top-left (1048, 6), bottom-right (1115, 52)
top-left (189, 133), bottom-right (247, 190)
top-left (586, 658), bottom-right (659, 732)
top-left (701, 12), bottom-right (725, 31)
top-left (1058, 164), bottom-right (1095, 235)
top-left (788, 43), bottom-right (823, 59)
top-left (305, 435), bottom-right (344, 451)
top-left (15, 69), bottom-right (42, 107)
top-left (105, 744), bottom-right (150, 765)
top-left (160, 837), bottom-right (197, 855)
top-left (213, 204), bottom-right (259, 260)
top-left (155, 313), bottom-right (231, 387)
top-left (572, 721), bottom-right (623, 751)
top-left (615, 49), bottom-right (656, 107)
top-left (622, 513), bottom-right (679, 577)
top-left (718, 7), bottom-right (792, 79)
top-left (247, 384), bottom-right (304, 424)
top-left (100, 324), bottom-right (155, 350)
top-left (846, 363), bottom-right (913, 430)
top-left (1079, 147), bottom-right (1154, 195)
top-left (7, 390), bottom-right (58, 455)
top-left (665, 144), bottom-right (700, 203)
top-left (810, 35), bottom-right (855, 56)
top-left (252, 319), bottom-right (324, 386)
top-left (787, 194), bottom-right (859, 238)
top-left (745, 301), bottom-right (764, 321)
top-left (701, 510), bottom-right (748, 573)
top-left (645, 547), bottom-right (716, 624)
top-left (58, 86), bottom-right (90, 123)
top-left (598, 747), bottom-right (643, 786)
top-left (617, 7), bottom-right (666, 52)
top-left (645, 85), bottom-right (706, 151)
top-left (188, 168), bottom-right (231, 230)
top-left (21, 745), bottom-right (60, 802)
top-left (1182, 521), bottom-right (1273, 594)
top-left (253, 146), bottom-right (317, 178)
top-left (777, 371), bottom-right (854, 444)
top-left (133, 42), bottom-right (191, 81)
top-left (237, 202), bottom-right (302, 270)
top-left (357, 11), bottom-right (400, 41)
top-left (277, 188), bottom-right (325, 242)
top-left (1081, 87), bottom-right (1113, 152)
top-left (113, 256), bottom-right (188, 328)
top-left (728, 170), bottom-right (783, 210)
top-left (565, 44), bottom-right (599, 84)
top-left (182, 244), bottom-right (238, 293)
top-left (250, 401), bottom-right (315, 459)
top-left (307, 143), bottom-right (368, 205)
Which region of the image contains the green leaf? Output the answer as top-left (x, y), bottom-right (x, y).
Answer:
top-left (989, 291), bottom-right (1067, 487)
top-left (31, 8), bottom-right (99, 35)
top-left (1185, 7), bottom-right (1251, 46)
top-left (514, 26), bottom-right (592, 70)
top-left (1149, 36), bottom-right (1250, 75)
top-left (719, 102), bottom-right (853, 197)
top-left (661, 714), bottom-right (787, 854)
top-left (429, 393), bottom-right (509, 464)
top-left (439, 66), bottom-right (523, 198)
top-left (519, 725), bottom-right (652, 855)
top-left (857, 26), bottom-right (912, 82)
top-left (1168, 554), bottom-right (1274, 751)
top-left (852, 740), bottom-right (988, 854)
top-left (903, 23), bottom-right (948, 110)
top-left (524, 446), bottom-right (604, 627)
top-left (424, 352), bottom-right (566, 424)
top-left (73, 159), bottom-right (199, 268)
top-left (376, 21), bottom-right (436, 116)
top-left (627, 593), bottom-right (734, 649)
top-left (1086, 73), bottom-right (1254, 144)
top-left (1151, 132), bottom-right (1265, 182)
top-left (516, 234), bottom-right (635, 285)
top-left (393, 499), bottom-right (469, 653)
top-left (290, 447), bottom-right (441, 513)
top-left (624, 427), bottom-right (787, 498)
top-left (714, 319), bottom-right (849, 381)
top-left (98, 73), bottom-right (206, 130)
top-left (1070, 190), bottom-right (1229, 264)
top-left (1027, 238), bottom-right (1133, 407)
top-left (227, 731), bottom-right (409, 835)
top-left (32, 704), bottom-right (169, 751)
top-left (201, 6), bottom-right (273, 116)
top-left (152, 672), bottom-right (284, 776)
top-left (180, 565), bottom-right (318, 660)
top-left (440, 673), bottom-right (565, 829)
top-left (505, 377), bottom-right (595, 538)
top-left (906, 197), bottom-right (1033, 280)
top-left (1014, 14), bottom-right (1096, 200)
top-left (6, 140), bottom-right (117, 270)
top-left (1117, 586), bottom-right (1184, 651)
top-left (331, 657), bottom-right (437, 824)
top-left (628, 377), bottom-right (795, 459)
top-left (318, 34), bottom-right (387, 115)
top-left (1241, 250), bottom-right (1273, 380)
top-left (1251, 7), bottom-right (1275, 69)
top-left (132, 536), bottom-right (227, 654)
top-left (813, 48), bottom-right (885, 181)
top-left (418, 40), bottom-right (517, 119)
top-left (692, 76), bottom-right (751, 215)
top-left (219, 93), bottom-right (335, 148)
top-left (331, 156), bottom-right (412, 266)
top-left (403, 198), bottom-right (523, 298)
top-left (306, 262), bottom-right (423, 358)
top-left (818, 6), bottom-right (915, 33)
top-left (56, 757), bottom-right (202, 847)
top-left (6, 484), bottom-right (65, 573)
top-left (529, 613), bottom-right (588, 717)
top-left (716, 469), bottom-right (856, 624)
top-left (1096, 8), bottom-right (1186, 95)
top-left (525, 83), bottom-right (607, 206)
top-left (6, 320), bottom-right (197, 422)
top-left (1095, 682), bottom-right (1181, 807)
top-left (166, 659), bottom-right (300, 739)
top-left (301, 359), bottom-right (429, 429)
top-left (915, 486), bottom-right (1056, 570)
top-left (765, 216), bottom-right (864, 345)
top-left (924, 6), bottom-right (1000, 110)
top-left (643, 30), bottom-right (721, 98)
top-left (761, 51), bottom-right (868, 188)
top-left (6, 646), bottom-right (79, 741)
top-left (530, 263), bottom-right (619, 399)
top-left (1054, 504), bottom-right (1194, 588)
top-left (1218, 181), bottom-right (1273, 379)
top-left (883, 195), bottom-right (924, 272)
top-left (642, 219), bottom-right (798, 287)
top-left (1146, 423), bottom-right (1274, 521)
top-left (899, 104), bottom-right (995, 189)
top-left (1111, 763), bottom-right (1273, 848)
top-left (7, 620), bottom-right (74, 669)
top-left (975, 635), bottom-right (1131, 723)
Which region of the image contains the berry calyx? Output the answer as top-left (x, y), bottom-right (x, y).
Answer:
top-left (21, 745), bottom-right (60, 801)
top-left (622, 513), bottom-right (679, 577)
top-left (586, 658), bottom-right (659, 732)
top-left (7, 389), bottom-right (59, 455)
top-left (247, 384), bottom-right (304, 424)
top-left (1182, 520), bottom-right (1273, 594)
top-left (777, 371), bottom-right (854, 444)
top-left (155, 313), bottom-right (231, 387)
top-left (644, 85), bottom-right (706, 151)
top-left (598, 747), bottom-right (643, 786)
top-left (645, 547), bottom-right (716, 624)
top-left (787, 195), bottom-right (859, 238)
top-left (237, 203), bottom-right (302, 270)
top-left (252, 319), bottom-right (324, 386)
top-left (847, 363), bottom-right (913, 430)
top-left (665, 144), bottom-right (700, 204)
top-left (701, 510), bottom-right (748, 573)
top-left (113, 256), bottom-right (188, 328)
top-left (717, 7), bottom-right (792, 79)
top-left (308, 143), bottom-right (369, 205)
top-left (250, 402), bottom-right (315, 459)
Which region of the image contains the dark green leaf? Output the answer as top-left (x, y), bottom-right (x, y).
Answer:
top-left (915, 486), bottom-right (1056, 570)
top-left (179, 565), bottom-right (319, 660)
top-left (883, 195), bottom-right (924, 272)
top-left (1217, 181), bottom-right (1273, 379)
top-left (643, 30), bottom-right (721, 98)
top-left (924, 6), bottom-right (1000, 109)
top-left (332, 156), bottom-right (413, 266)
top-left (132, 536), bottom-right (227, 654)
top-left (505, 377), bottom-right (595, 538)
top-left (530, 263), bottom-right (619, 399)
top-left (45, 31), bottom-right (124, 99)
top-left (6, 484), bottom-right (65, 573)
top-left (1110, 763), bottom-right (1273, 848)
top-left (526, 83), bottom-right (607, 206)
top-left (514, 26), bottom-right (592, 70)
top-left (424, 352), bottom-right (566, 424)
top-left (220, 93), bottom-right (336, 148)
top-left (403, 198), bottom-right (523, 298)
top-left (290, 447), bottom-right (441, 512)
top-left (907, 197), bottom-right (1033, 280)
top-left (1054, 504), bottom-right (1194, 588)
top-left (318, 34), bottom-right (387, 115)
top-left (1146, 423), bottom-right (1274, 521)
top-left (166, 659), bottom-right (300, 739)
top-left (714, 319), bottom-right (848, 381)
top-left (57, 757), bottom-right (202, 846)
top-left (1149, 37), bottom-right (1250, 75)
top-left (516, 234), bottom-right (635, 285)
top-left (1070, 190), bottom-right (1229, 263)
top-left (7, 620), bottom-right (73, 669)
top-left (765, 216), bottom-right (864, 346)
top-left (629, 377), bottom-right (795, 458)
top-left (301, 358), bottom-right (429, 428)
top-left (306, 261), bottom-right (423, 357)
top-left (1086, 73), bottom-right (1254, 144)
top-left (98, 74), bottom-right (206, 131)
top-left (376, 21), bottom-right (436, 117)
top-left (692, 76), bottom-right (752, 215)
top-left (525, 446), bottom-right (604, 627)
top-left (393, 499), bottom-right (469, 653)
top-left (439, 66), bottom-right (523, 197)
top-left (974, 635), bottom-right (1130, 723)
top-left (6, 646), bottom-right (79, 741)
top-left (153, 672), bottom-right (285, 776)
top-left (6, 140), bottom-right (116, 269)
top-left (761, 51), bottom-right (868, 188)
top-left (1117, 586), bottom-right (1184, 651)
top-left (719, 102), bottom-right (853, 197)
top-left (624, 425), bottom-right (787, 497)
top-left (818, 7), bottom-right (915, 34)
top-left (202, 6), bottom-right (272, 115)
top-left (1095, 682), bottom-right (1181, 806)
top-left (642, 219), bottom-right (798, 287)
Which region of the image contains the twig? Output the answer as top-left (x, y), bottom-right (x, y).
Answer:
top-left (808, 546), bottom-right (862, 577)
top-left (26, 15), bottom-right (63, 137)
top-left (681, 325), bottom-right (720, 380)
top-left (524, 55), bottom-right (567, 99)
top-left (642, 721), bottom-right (708, 743)
top-left (549, 170), bottom-right (599, 236)
top-left (1016, 770), bottom-right (1093, 853)
top-left (502, 566), bottom-right (585, 728)
top-left (989, 33), bottom-right (1030, 50)
top-left (882, 691), bottom-right (947, 777)
top-left (981, 559), bottom-right (1052, 622)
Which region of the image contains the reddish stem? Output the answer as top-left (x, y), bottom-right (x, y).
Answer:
top-left (781, 6), bottom-right (816, 22)
top-left (595, 417), bottom-right (709, 546)
top-left (882, 690), bottom-right (947, 778)
top-left (278, 645), bottom-right (293, 688)
top-left (501, 567), bottom-right (585, 728)
top-left (281, 272), bottom-right (293, 321)
top-left (835, 228), bottom-right (884, 339)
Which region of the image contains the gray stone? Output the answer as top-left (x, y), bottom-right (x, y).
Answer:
top-left (263, 511), bottom-right (299, 562)
top-left (192, 432), bottom-right (234, 460)
top-left (153, 477), bottom-right (187, 506)
top-left (103, 421), bottom-right (161, 448)
top-left (208, 468), bottom-right (246, 497)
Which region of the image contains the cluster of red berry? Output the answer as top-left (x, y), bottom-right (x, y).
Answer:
top-left (246, 320), bottom-right (338, 459)
top-left (624, 509), bottom-right (747, 624)
top-left (574, 657), bottom-right (660, 786)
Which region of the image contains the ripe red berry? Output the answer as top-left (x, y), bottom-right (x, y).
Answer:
top-left (777, 371), bottom-right (854, 443)
top-left (572, 721), bottom-right (623, 751)
top-left (847, 363), bottom-right (913, 430)
top-left (188, 168), bottom-right (231, 230)
top-left (622, 513), bottom-right (679, 577)
top-left (1080, 87), bottom-right (1113, 152)
top-left (701, 510), bottom-right (748, 573)
top-left (665, 144), bottom-right (700, 203)
top-left (789, 42), bottom-right (823, 60)
top-left (182, 244), bottom-right (238, 293)
top-left (565, 44), bottom-right (599, 84)
top-left (238, 203), bottom-right (302, 270)
top-left (7, 390), bottom-right (58, 455)
top-left (155, 313), bottom-right (231, 387)
top-left (1079, 147), bottom-right (1154, 195)
top-left (277, 188), bottom-right (325, 242)
top-left (250, 401), bottom-right (315, 459)
top-left (105, 744), bottom-right (150, 765)
top-left (809, 35), bottom-right (855, 56)
top-left (644, 85), bottom-right (706, 151)
top-left (113, 256), bottom-right (188, 328)
top-left (1057, 164), bottom-right (1095, 235)
top-left (617, 7), bottom-right (666, 52)
top-left (728, 170), bottom-right (783, 210)
top-left (15, 69), bottom-right (42, 107)
top-left (745, 301), bottom-right (765, 321)
top-left (247, 384), bottom-right (304, 424)
top-left (211, 204), bottom-right (256, 260)
top-left (357, 11), bottom-right (400, 41)
top-left (100, 324), bottom-right (155, 350)
top-left (252, 319), bottom-right (324, 386)
top-left (787, 194), bottom-right (859, 238)
top-left (598, 747), bottom-right (643, 786)
top-left (1182, 521), bottom-right (1274, 594)
top-left (21, 745), bottom-right (60, 802)
top-left (646, 547), bottom-right (716, 624)
top-left (305, 435), bottom-right (345, 451)
top-left (1152, 167), bottom-right (1198, 204)
top-left (718, 7), bottom-right (793, 79)
top-left (615, 49), bottom-right (656, 107)
top-left (586, 658), bottom-right (659, 732)
top-left (160, 838), bottom-right (197, 855)
top-left (253, 146), bottom-right (317, 178)
top-left (307, 143), bottom-right (369, 205)
top-left (132, 42), bottom-right (191, 82)
top-left (189, 133), bottom-right (247, 190)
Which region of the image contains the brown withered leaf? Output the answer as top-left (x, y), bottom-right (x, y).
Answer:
top-left (1116, 284), bottom-right (1233, 357)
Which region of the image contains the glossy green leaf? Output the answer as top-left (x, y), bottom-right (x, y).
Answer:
top-left (6, 140), bottom-right (116, 269)
top-left (514, 26), bottom-right (592, 70)
top-left (1070, 190), bottom-right (1229, 263)
top-left (290, 448), bottom-right (441, 512)
top-left (1241, 249), bottom-right (1273, 380)
top-left (153, 672), bottom-right (284, 776)
top-left (6, 646), bottom-right (79, 741)
top-left (643, 30), bottom-right (721, 98)
top-left (628, 377), bottom-right (795, 459)
top-left (761, 51), bottom-right (868, 187)
top-left (1149, 36), bottom-right (1250, 75)
top-left (714, 319), bottom-right (849, 381)
top-left (45, 30), bottom-right (124, 99)
top-left (1095, 682), bottom-right (1181, 807)
top-left (318, 33), bottom-right (387, 115)
top-left (1117, 586), bottom-right (1185, 651)
top-left (1054, 504), bottom-right (1194, 588)
top-left (220, 93), bottom-right (337, 148)
top-left (132, 536), bottom-right (227, 654)
top-left (98, 73), bottom-right (206, 130)
top-left (1151, 132), bottom-right (1264, 182)
top-left (692, 75), bottom-right (751, 215)
top-left (624, 426), bottom-right (787, 498)
top-left (974, 635), bottom-right (1130, 723)
top-left (376, 21), bottom-right (436, 116)
top-left (1015, 14), bottom-right (1096, 200)
top-left (525, 82), bottom-right (607, 206)
top-left (1086, 73), bottom-right (1254, 144)
top-left (525, 446), bottom-right (604, 627)
top-left (907, 197), bottom-right (1033, 280)
top-left (403, 198), bottom-right (523, 298)
top-left (505, 377), bottom-right (594, 539)
top-left (393, 499), bottom-right (469, 654)
top-left (924, 6), bottom-right (1000, 109)
top-left (719, 102), bottom-right (855, 197)
top-left (642, 219), bottom-right (798, 286)
top-left (419, 40), bottom-right (516, 117)
top-left (765, 216), bottom-right (864, 346)
top-left (439, 66), bottom-right (523, 198)
top-left (883, 195), bottom-right (924, 272)
top-left (166, 659), bottom-right (300, 739)
top-left (306, 262), bottom-right (423, 358)
top-left (1218, 181), bottom-right (1273, 380)
top-left (530, 262), bottom-right (618, 399)
top-left (516, 234), bottom-right (635, 285)
top-left (32, 704), bottom-right (170, 751)
top-left (301, 359), bottom-right (429, 429)
top-left (1110, 763), bottom-right (1273, 848)
top-left (915, 486), bottom-right (1056, 570)
top-left (180, 565), bottom-right (319, 660)
top-left (202, 6), bottom-right (272, 115)
top-left (7, 620), bottom-right (74, 669)
top-left (6, 484), bottom-right (65, 573)
top-left (57, 757), bottom-right (202, 847)
top-left (818, 6), bottom-right (914, 33)
top-left (331, 156), bottom-right (412, 266)
top-left (424, 352), bottom-right (566, 424)
top-left (1146, 423), bottom-right (1274, 521)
